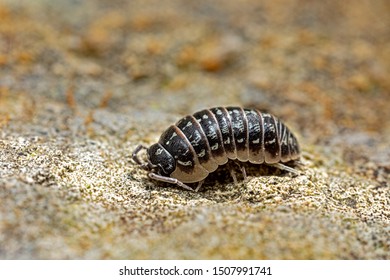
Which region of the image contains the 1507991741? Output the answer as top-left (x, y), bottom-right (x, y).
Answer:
top-left (212, 266), bottom-right (272, 276)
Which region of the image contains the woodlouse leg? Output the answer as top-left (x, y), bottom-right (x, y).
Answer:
top-left (240, 166), bottom-right (247, 180)
top-left (293, 160), bottom-right (305, 167)
top-left (268, 163), bottom-right (301, 175)
top-left (148, 172), bottom-right (194, 191)
top-left (228, 167), bottom-right (238, 185)
top-left (194, 180), bottom-right (204, 192)
top-left (301, 151), bottom-right (313, 160)
top-left (233, 161), bottom-right (247, 181)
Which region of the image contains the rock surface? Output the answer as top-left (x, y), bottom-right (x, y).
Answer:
top-left (0, 0), bottom-right (389, 259)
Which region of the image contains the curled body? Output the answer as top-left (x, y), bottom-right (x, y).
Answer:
top-left (133, 106), bottom-right (300, 191)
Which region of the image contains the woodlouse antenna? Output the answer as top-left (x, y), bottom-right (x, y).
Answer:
top-left (132, 144), bottom-right (156, 170)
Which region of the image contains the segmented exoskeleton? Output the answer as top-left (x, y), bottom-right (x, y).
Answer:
top-left (133, 106), bottom-right (300, 191)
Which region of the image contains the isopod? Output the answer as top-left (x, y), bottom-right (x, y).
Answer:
top-left (132, 106), bottom-right (300, 191)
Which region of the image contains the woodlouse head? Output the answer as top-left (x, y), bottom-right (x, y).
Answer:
top-left (132, 144), bottom-right (176, 176)
top-left (147, 143), bottom-right (176, 176)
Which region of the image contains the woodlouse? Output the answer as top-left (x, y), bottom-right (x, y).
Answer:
top-left (132, 106), bottom-right (300, 191)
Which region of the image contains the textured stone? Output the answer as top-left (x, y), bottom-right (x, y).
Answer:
top-left (0, 0), bottom-right (389, 259)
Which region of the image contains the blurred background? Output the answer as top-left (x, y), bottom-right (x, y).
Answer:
top-left (1, 0), bottom-right (389, 177)
top-left (0, 0), bottom-right (389, 259)
top-left (1, 2), bottom-right (388, 117)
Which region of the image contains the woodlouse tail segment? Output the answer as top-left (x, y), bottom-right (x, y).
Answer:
top-left (132, 144), bottom-right (156, 171)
